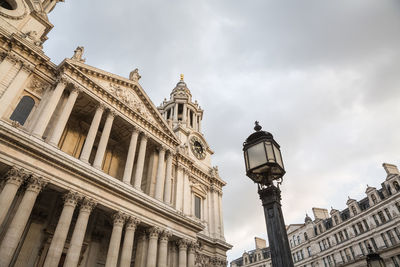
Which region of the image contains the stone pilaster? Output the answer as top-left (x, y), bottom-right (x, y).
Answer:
top-left (187, 242), bottom-right (197, 267)
top-left (105, 212), bottom-right (125, 267)
top-left (43, 191), bottom-right (81, 267)
top-left (64, 198), bottom-right (97, 267)
top-left (0, 175), bottom-right (47, 267)
top-left (0, 166), bottom-right (28, 226)
top-left (120, 216), bottom-right (141, 267)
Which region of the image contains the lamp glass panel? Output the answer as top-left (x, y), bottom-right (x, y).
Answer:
top-left (273, 144), bottom-right (283, 168)
top-left (247, 142), bottom-right (267, 170)
top-left (244, 152), bottom-right (250, 171)
top-left (265, 142), bottom-right (275, 162)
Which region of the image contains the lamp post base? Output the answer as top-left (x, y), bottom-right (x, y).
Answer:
top-left (258, 185), bottom-right (294, 267)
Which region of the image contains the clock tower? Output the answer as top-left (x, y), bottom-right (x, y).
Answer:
top-left (158, 75), bottom-right (213, 170)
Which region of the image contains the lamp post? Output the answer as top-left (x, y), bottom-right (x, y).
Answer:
top-left (366, 245), bottom-right (386, 267)
top-left (243, 122), bottom-right (294, 267)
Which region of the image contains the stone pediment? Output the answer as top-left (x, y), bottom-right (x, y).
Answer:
top-left (286, 224), bottom-right (302, 234)
top-left (64, 60), bottom-right (178, 144)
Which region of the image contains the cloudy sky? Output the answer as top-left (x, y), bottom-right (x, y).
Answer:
top-left (44, 0), bottom-right (400, 262)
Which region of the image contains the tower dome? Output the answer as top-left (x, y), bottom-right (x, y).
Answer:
top-left (170, 74), bottom-right (192, 99)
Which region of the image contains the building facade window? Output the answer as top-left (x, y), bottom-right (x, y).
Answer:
top-left (394, 181), bottom-right (400, 192)
top-left (371, 194), bottom-right (378, 204)
top-left (9, 95), bottom-right (35, 125)
top-left (194, 195), bottom-right (201, 219)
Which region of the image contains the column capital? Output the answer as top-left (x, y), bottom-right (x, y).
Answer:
top-left (158, 145), bottom-right (167, 153)
top-left (188, 241), bottom-right (198, 253)
top-left (80, 197), bottom-right (97, 213)
top-left (147, 226), bottom-right (162, 239)
top-left (26, 175), bottom-right (48, 193)
top-left (55, 75), bottom-right (69, 86)
top-left (107, 109), bottom-right (117, 118)
top-left (112, 211), bottom-right (126, 227)
top-left (178, 239), bottom-right (189, 249)
top-left (5, 166), bottom-right (29, 186)
top-left (159, 230), bottom-right (172, 242)
top-left (63, 191), bottom-right (81, 207)
top-left (140, 132), bottom-right (149, 140)
top-left (96, 102), bottom-right (106, 111)
top-left (126, 216), bottom-right (141, 230)
top-left (21, 62), bottom-right (34, 73)
top-left (70, 86), bottom-right (82, 95)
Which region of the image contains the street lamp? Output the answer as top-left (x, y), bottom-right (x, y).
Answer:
top-left (366, 245), bottom-right (386, 267)
top-left (243, 122), bottom-right (294, 267)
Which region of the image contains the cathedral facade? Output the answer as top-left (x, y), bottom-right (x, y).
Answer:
top-left (0, 0), bottom-right (231, 266)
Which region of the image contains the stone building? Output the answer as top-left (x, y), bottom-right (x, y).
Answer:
top-left (0, 0), bottom-right (231, 266)
top-left (230, 163), bottom-right (400, 267)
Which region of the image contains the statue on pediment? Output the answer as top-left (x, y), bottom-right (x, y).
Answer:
top-left (72, 46), bottom-right (85, 62)
top-left (129, 68), bottom-right (141, 82)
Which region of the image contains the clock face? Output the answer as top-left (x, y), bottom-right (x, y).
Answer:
top-left (190, 136), bottom-right (206, 160)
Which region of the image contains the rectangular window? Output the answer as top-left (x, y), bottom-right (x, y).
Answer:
top-left (384, 208), bottom-right (392, 220)
top-left (387, 230), bottom-right (397, 245)
top-left (396, 202), bottom-right (400, 213)
top-left (194, 195), bottom-right (201, 219)
top-left (363, 219), bottom-right (370, 231)
top-left (344, 229), bottom-right (349, 239)
top-left (359, 242), bottom-right (365, 255)
top-left (370, 237), bottom-right (378, 250)
top-left (378, 211), bottom-right (387, 223)
top-left (307, 246), bottom-right (312, 257)
top-left (352, 225), bottom-right (358, 235)
top-left (350, 247), bottom-right (355, 259)
top-left (394, 227), bottom-right (400, 240)
top-left (357, 222), bottom-right (365, 234)
top-left (373, 214), bottom-right (380, 225)
top-left (381, 233), bottom-right (389, 247)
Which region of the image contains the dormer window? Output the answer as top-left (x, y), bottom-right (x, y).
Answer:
top-left (334, 215), bottom-right (339, 225)
top-left (318, 224), bottom-right (323, 234)
top-left (394, 181), bottom-right (400, 192)
top-left (351, 205), bottom-right (357, 216)
top-left (371, 194), bottom-right (378, 204)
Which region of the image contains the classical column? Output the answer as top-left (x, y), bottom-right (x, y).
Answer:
top-left (134, 233), bottom-right (148, 267)
top-left (182, 104), bottom-right (187, 124)
top-left (48, 88), bottom-right (80, 146)
top-left (212, 187), bottom-right (220, 237)
top-left (198, 117), bottom-right (201, 132)
top-left (187, 242), bottom-right (196, 267)
top-left (175, 166), bottom-right (184, 211)
top-left (43, 192), bottom-right (81, 267)
top-left (80, 104), bottom-right (105, 163)
top-left (64, 198), bottom-right (97, 267)
top-left (120, 217), bottom-right (141, 267)
top-left (193, 114), bottom-right (198, 131)
top-left (32, 78), bottom-right (67, 138)
top-left (154, 146), bottom-right (166, 200)
top-left (0, 166), bottom-right (27, 226)
top-left (133, 133), bottom-right (148, 190)
top-left (163, 151), bottom-right (173, 204)
top-left (105, 212), bottom-right (125, 267)
top-left (173, 103), bottom-right (178, 121)
top-left (0, 64), bottom-right (31, 118)
top-left (178, 239), bottom-right (188, 267)
top-left (122, 129), bottom-right (139, 184)
top-left (146, 227), bottom-right (161, 267)
top-left (0, 175), bottom-right (47, 267)
top-left (158, 231), bottom-right (172, 267)
top-left (93, 110), bottom-right (115, 169)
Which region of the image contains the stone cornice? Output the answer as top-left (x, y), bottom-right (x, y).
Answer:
top-left (57, 62), bottom-right (179, 148)
top-left (0, 122), bottom-right (203, 234)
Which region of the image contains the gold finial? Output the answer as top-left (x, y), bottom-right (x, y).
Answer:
top-left (180, 74), bottom-right (184, 81)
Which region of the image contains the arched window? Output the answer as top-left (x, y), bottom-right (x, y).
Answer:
top-left (0, 0), bottom-right (16, 10)
top-left (304, 232), bottom-right (308, 241)
top-left (9, 96), bottom-right (35, 125)
top-left (334, 215), bottom-right (339, 225)
top-left (393, 181), bottom-right (400, 192)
